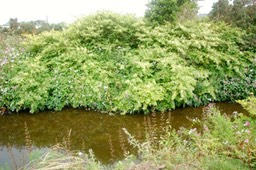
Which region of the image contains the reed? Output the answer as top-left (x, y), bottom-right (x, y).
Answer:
top-left (160, 112), bottom-right (165, 130)
top-left (136, 123), bottom-right (142, 141)
top-left (107, 134), bottom-right (115, 162)
top-left (118, 128), bottom-right (128, 157)
top-left (62, 129), bottom-right (72, 151)
top-left (24, 121), bottom-right (32, 152)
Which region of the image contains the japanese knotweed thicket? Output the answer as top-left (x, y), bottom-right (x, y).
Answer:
top-left (0, 12), bottom-right (255, 114)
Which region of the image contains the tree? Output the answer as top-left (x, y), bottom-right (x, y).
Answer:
top-left (2, 19), bottom-right (66, 35)
top-left (19, 21), bottom-right (36, 34)
top-left (50, 22), bottom-right (66, 31)
top-left (209, 0), bottom-right (232, 23)
top-left (9, 18), bottom-right (19, 33)
top-left (246, 2), bottom-right (256, 26)
top-left (177, 1), bottom-right (199, 21)
top-left (145, 0), bottom-right (198, 25)
top-left (209, 0), bottom-right (256, 51)
top-left (209, 0), bottom-right (256, 29)
top-left (231, 0), bottom-right (250, 28)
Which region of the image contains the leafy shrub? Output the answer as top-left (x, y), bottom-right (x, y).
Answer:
top-left (0, 12), bottom-right (255, 114)
top-left (237, 95), bottom-right (256, 117)
top-left (121, 105), bottom-right (256, 169)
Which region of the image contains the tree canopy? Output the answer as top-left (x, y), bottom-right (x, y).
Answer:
top-left (209, 0), bottom-right (232, 23)
top-left (209, 0), bottom-right (256, 51)
top-left (145, 0), bottom-right (198, 25)
top-left (0, 18), bottom-right (66, 35)
top-left (209, 0), bottom-right (256, 29)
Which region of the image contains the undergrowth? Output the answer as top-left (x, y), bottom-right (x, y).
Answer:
top-left (237, 95), bottom-right (256, 117)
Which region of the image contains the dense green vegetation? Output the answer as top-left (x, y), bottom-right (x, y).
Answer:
top-left (0, 12), bottom-right (255, 114)
top-left (145, 0), bottom-right (198, 24)
top-left (1, 1), bottom-right (256, 169)
top-left (209, 0), bottom-right (256, 29)
top-left (237, 95), bottom-right (256, 117)
top-left (209, 0), bottom-right (256, 52)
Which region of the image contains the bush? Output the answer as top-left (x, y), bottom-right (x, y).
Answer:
top-left (121, 105), bottom-right (256, 169)
top-left (237, 95), bottom-right (256, 117)
top-left (0, 12), bottom-right (255, 114)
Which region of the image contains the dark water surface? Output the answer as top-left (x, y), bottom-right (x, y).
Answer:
top-left (0, 102), bottom-right (247, 168)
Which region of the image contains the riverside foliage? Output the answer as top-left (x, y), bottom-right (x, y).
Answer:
top-left (20, 104), bottom-right (256, 169)
top-left (0, 12), bottom-right (255, 114)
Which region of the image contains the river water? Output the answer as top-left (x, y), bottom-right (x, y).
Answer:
top-left (0, 102), bottom-right (247, 168)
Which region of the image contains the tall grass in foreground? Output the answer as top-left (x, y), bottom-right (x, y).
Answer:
top-left (15, 97), bottom-right (256, 170)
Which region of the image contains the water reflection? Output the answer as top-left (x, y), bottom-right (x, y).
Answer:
top-left (0, 102), bottom-right (246, 167)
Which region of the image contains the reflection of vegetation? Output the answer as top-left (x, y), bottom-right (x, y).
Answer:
top-left (20, 105), bottom-right (256, 169)
top-left (0, 12), bottom-right (255, 114)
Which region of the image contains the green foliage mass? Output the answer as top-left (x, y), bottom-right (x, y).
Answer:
top-left (209, 0), bottom-right (256, 52)
top-left (122, 106), bottom-right (256, 169)
top-left (237, 95), bottom-right (256, 117)
top-left (209, 0), bottom-right (256, 29)
top-left (145, 0), bottom-right (198, 25)
top-left (0, 12), bottom-right (255, 114)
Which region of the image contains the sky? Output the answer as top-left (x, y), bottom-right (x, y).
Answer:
top-left (0, 0), bottom-right (217, 25)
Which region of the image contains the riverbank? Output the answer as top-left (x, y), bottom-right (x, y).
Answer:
top-left (1, 98), bottom-right (255, 169)
top-left (19, 97), bottom-right (256, 170)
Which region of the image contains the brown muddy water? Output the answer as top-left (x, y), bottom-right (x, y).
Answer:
top-left (0, 102), bottom-right (247, 168)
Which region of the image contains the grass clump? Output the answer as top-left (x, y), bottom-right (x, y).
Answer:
top-left (20, 147), bottom-right (102, 170)
top-left (121, 105), bottom-right (256, 169)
